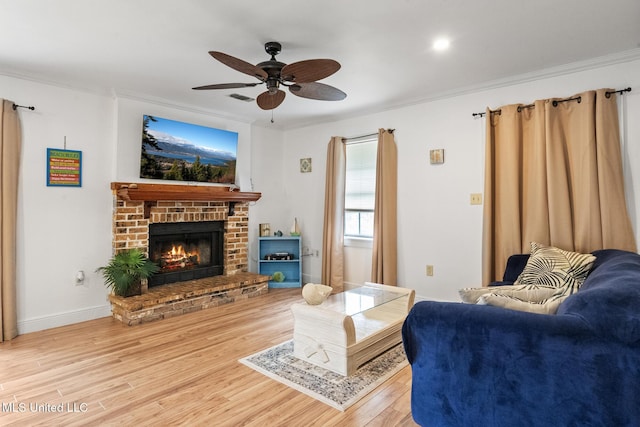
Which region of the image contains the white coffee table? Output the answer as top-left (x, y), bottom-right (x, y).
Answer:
top-left (290, 282), bottom-right (415, 376)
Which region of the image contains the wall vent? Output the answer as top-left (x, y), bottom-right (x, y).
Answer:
top-left (229, 93), bottom-right (255, 102)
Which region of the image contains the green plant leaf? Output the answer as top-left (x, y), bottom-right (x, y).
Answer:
top-left (96, 248), bottom-right (159, 296)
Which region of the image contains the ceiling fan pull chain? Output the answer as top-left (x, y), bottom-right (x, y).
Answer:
top-left (271, 110), bottom-right (275, 124)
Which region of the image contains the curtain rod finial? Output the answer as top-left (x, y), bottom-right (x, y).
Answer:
top-left (12, 103), bottom-right (35, 111)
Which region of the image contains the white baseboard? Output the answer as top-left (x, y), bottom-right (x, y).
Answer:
top-left (18, 304), bottom-right (112, 335)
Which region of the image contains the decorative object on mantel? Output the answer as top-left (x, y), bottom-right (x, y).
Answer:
top-left (239, 341), bottom-right (408, 411)
top-left (290, 217), bottom-right (301, 236)
top-left (301, 283), bottom-right (333, 305)
top-left (96, 248), bottom-right (160, 297)
top-left (259, 223), bottom-right (271, 237)
top-left (430, 149), bottom-right (444, 164)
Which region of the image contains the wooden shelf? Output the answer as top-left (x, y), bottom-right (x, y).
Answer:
top-left (111, 182), bottom-right (261, 203)
top-left (258, 236), bottom-right (302, 288)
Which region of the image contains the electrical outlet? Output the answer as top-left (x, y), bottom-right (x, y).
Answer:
top-left (470, 193), bottom-right (483, 205)
top-left (426, 265), bottom-right (434, 276)
top-left (75, 270), bottom-right (85, 286)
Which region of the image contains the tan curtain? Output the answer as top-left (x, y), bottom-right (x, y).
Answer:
top-left (321, 136), bottom-right (346, 292)
top-left (371, 129), bottom-right (398, 285)
top-left (1, 100), bottom-right (21, 341)
top-left (482, 89), bottom-right (637, 284)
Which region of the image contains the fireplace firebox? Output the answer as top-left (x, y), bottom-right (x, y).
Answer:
top-left (148, 221), bottom-right (224, 287)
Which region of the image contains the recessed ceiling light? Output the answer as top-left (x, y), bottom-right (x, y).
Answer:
top-left (433, 38), bottom-right (450, 51)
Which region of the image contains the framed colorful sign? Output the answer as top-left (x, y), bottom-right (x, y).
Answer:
top-left (47, 148), bottom-right (82, 187)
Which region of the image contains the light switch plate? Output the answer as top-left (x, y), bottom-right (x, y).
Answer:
top-left (426, 265), bottom-right (434, 276)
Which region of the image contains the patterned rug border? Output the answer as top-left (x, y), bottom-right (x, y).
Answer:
top-left (239, 340), bottom-right (408, 411)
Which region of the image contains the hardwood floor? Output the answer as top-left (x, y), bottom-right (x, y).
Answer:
top-left (0, 289), bottom-right (418, 426)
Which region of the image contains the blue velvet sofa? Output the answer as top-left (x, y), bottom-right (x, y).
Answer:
top-left (402, 249), bottom-right (640, 426)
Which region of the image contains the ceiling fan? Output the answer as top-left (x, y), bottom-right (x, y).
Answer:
top-left (193, 41), bottom-right (347, 110)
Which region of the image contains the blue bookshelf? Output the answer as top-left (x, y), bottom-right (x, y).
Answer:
top-left (258, 236), bottom-right (302, 288)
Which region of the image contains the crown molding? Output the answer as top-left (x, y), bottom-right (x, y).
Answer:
top-left (112, 89), bottom-right (255, 125)
top-left (284, 48), bottom-right (640, 131)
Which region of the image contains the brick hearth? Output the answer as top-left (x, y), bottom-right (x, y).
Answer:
top-left (109, 182), bottom-right (264, 325)
top-left (109, 272), bottom-right (270, 326)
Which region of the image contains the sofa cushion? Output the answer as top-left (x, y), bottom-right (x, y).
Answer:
top-left (558, 249), bottom-right (640, 344)
top-left (514, 242), bottom-right (595, 293)
top-left (502, 253), bottom-right (530, 282)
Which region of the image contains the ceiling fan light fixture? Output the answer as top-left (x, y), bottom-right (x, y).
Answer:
top-left (266, 78), bottom-right (280, 95)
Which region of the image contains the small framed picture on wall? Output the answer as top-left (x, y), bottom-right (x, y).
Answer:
top-left (430, 149), bottom-right (444, 164)
top-left (47, 148), bottom-right (82, 187)
top-left (300, 157), bottom-right (312, 173)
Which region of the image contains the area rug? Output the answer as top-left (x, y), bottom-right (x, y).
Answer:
top-left (239, 340), bottom-right (408, 411)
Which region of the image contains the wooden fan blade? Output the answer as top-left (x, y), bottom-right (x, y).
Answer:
top-left (192, 82), bottom-right (261, 90)
top-left (209, 51), bottom-right (268, 80)
top-left (281, 59), bottom-right (341, 83)
top-left (256, 90), bottom-right (286, 110)
top-left (289, 82), bottom-right (347, 101)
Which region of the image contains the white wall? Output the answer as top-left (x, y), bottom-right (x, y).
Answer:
top-left (246, 125), bottom-right (286, 272)
top-left (280, 58), bottom-right (640, 302)
top-left (1, 76), bottom-right (115, 332)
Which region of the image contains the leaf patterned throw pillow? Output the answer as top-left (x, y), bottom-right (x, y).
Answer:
top-left (513, 242), bottom-right (596, 294)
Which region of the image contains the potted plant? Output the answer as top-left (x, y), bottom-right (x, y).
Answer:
top-left (96, 248), bottom-right (159, 297)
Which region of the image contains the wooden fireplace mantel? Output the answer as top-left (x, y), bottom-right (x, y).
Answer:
top-left (111, 182), bottom-right (262, 203)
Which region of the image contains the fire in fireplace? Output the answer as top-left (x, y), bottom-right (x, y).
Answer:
top-left (159, 244), bottom-right (200, 272)
top-left (148, 221), bottom-right (224, 287)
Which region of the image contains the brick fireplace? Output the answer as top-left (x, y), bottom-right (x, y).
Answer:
top-left (112, 198), bottom-right (248, 286)
top-left (108, 182), bottom-right (268, 325)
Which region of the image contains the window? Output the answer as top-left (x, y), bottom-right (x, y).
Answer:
top-left (344, 139), bottom-right (377, 239)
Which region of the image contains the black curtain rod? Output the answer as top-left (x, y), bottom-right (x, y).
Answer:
top-left (344, 133), bottom-right (377, 141)
top-left (12, 103), bottom-right (35, 111)
top-left (472, 87), bottom-right (632, 117)
top-left (343, 128), bottom-right (395, 142)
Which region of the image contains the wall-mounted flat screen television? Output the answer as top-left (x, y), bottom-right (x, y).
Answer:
top-left (140, 115), bottom-right (238, 184)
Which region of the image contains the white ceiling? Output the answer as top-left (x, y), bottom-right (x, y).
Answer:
top-left (2, 0), bottom-right (640, 129)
